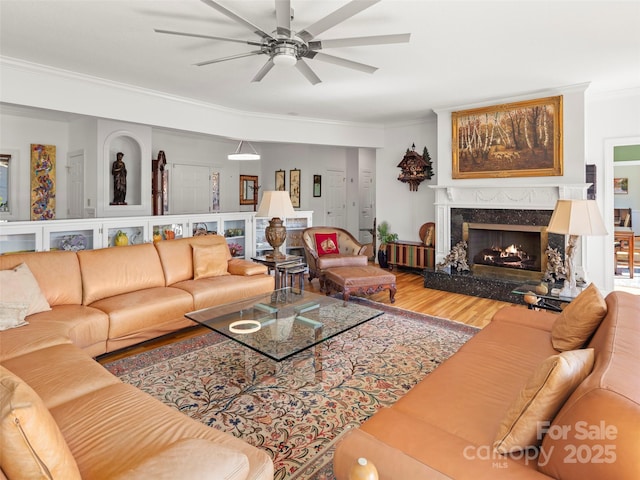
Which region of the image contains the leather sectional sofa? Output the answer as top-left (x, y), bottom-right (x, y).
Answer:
top-left (0, 235), bottom-right (275, 479)
top-left (334, 289), bottom-right (640, 480)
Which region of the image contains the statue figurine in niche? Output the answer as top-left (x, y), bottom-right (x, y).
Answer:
top-left (111, 152), bottom-right (127, 205)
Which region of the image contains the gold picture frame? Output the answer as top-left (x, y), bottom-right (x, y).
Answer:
top-left (289, 168), bottom-right (300, 208)
top-left (275, 169), bottom-right (285, 191)
top-left (452, 95), bottom-right (563, 179)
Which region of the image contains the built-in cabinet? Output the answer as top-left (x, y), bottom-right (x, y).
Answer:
top-left (0, 212), bottom-right (255, 258)
top-left (254, 211), bottom-right (313, 258)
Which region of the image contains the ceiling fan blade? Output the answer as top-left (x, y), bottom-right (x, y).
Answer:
top-left (251, 59), bottom-right (275, 82)
top-left (154, 29), bottom-right (263, 46)
top-left (195, 50), bottom-right (263, 67)
top-left (298, 0), bottom-right (381, 42)
top-left (200, 0), bottom-right (275, 40)
top-left (309, 33), bottom-right (411, 50)
top-left (295, 59), bottom-right (321, 85)
top-left (275, 0), bottom-right (291, 37)
top-left (305, 51), bottom-right (377, 74)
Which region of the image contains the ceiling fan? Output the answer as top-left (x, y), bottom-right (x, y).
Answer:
top-left (155, 0), bottom-right (410, 85)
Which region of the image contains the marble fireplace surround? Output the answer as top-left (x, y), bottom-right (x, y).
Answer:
top-left (423, 184), bottom-right (590, 302)
top-left (431, 184), bottom-right (590, 264)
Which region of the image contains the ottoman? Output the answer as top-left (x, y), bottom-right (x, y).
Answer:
top-left (324, 266), bottom-right (396, 303)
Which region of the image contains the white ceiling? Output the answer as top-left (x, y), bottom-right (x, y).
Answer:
top-left (1, 0), bottom-right (639, 125)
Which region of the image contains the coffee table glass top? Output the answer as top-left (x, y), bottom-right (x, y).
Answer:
top-left (185, 288), bottom-right (383, 362)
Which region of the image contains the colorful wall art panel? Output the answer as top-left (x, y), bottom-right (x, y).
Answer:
top-left (30, 143), bottom-right (56, 220)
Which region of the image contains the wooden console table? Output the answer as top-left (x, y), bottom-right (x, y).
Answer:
top-left (614, 228), bottom-right (635, 279)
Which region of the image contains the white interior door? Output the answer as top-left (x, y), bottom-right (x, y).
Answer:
top-left (171, 164), bottom-right (211, 214)
top-left (67, 150), bottom-right (84, 218)
top-left (326, 169), bottom-right (346, 228)
top-left (359, 169), bottom-right (374, 243)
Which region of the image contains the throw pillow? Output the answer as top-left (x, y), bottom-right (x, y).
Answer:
top-left (315, 232), bottom-right (340, 256)
top-left (0, 263), bottom-right (51, 318)
top-left (551, 283), bottom-right (607, 351)
top-left (493, 348), bottom-right (595, 454)
top-left (0, 301), bottom-right (30, 331)
top-left (192, 244), bottom-right (230, 279)
top-left (0, 366), bottom-right (82, 479)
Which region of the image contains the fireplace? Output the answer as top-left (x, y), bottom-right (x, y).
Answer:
top-left (463, 222), bottom-right (548, 280)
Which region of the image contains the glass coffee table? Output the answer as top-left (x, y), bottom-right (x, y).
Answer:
top-left (185, 288), bottom-right (383, 363)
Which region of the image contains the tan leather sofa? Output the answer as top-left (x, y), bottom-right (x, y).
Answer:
top-left (302, 227), bottom-right (368, 289)
top-left (0, 235), bottom-right (275, 479)
top-left (333, 291), bottom-right (640, 480)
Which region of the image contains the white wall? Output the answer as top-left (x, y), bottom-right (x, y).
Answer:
top-left (376, 118), bottom-right (438, 243)
top-left (0, 112), bottom-right (69, 221)
top-left (585, 88), bottom-right (640, 292)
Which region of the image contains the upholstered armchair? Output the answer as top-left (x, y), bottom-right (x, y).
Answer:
top-left (302, 227), bottom-right (369, 289)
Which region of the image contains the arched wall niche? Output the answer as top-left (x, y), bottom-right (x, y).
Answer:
top-left (98, 120), bottom-right (152, 217)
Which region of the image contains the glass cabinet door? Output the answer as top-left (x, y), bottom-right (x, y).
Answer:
top-left (0, 224), bottom-right (42, 254)
top-left (102, 220), bottom-right (146, 248)
top-left (44, 224), bottom-right (100, 252)
top-left (149, 217), bottom-right (188, 243)
top-left (188, 215), bottom-right (220, 238)
top-left (223, 217), bottom-right (246, 258)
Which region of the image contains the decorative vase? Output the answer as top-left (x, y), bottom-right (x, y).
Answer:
top-left (114, 230), bottom-right (128, 247)
top-left (377, 248), bottom-right (388, 269)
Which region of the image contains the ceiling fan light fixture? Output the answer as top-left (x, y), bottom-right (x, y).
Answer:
top-left (272, 44), bottom-right (297, 66)
top-left (228, 140), bottom-right (261, 161)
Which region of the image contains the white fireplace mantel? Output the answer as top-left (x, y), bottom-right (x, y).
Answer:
top-left (429, 183), bottom-right (591, 262)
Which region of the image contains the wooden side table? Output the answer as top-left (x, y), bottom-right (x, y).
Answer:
top-left (251, 255), bottom-right (304, 289)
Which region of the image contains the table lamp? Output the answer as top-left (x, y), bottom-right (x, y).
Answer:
top-left (547, 199), bottom-right (608, 297)
top-left (256, 191), bottom-right (295, 259)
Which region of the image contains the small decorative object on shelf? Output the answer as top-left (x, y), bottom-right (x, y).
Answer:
top-left (60, 234), bottom-right (87, 252)
top-left (437, 240), bottom-right (470, 272)
top-left (153, 230), bottom-right (163, 243)
top-left (114, 230), bottom-right (129, 247)
top-left (397, 143), bottom-right (432, 191)
top-left (228, 242), bottom-right (243, 257)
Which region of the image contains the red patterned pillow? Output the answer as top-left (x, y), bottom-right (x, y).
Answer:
top-left (315, 232), bottom-right (340, 256)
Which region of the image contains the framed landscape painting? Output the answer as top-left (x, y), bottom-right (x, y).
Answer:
top-left (452, 95), bottom-right (563, 179)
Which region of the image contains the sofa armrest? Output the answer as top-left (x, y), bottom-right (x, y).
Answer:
top-left (228, 258), bottom-right (268, 276)
top-left (112, 439), bottom-right (250, 480)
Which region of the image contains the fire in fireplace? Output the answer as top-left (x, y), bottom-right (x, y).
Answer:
top-left (463, 222), bottom-right (548, 278)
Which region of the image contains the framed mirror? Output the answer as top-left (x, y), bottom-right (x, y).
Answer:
top-left (239, 175), bottom-right (258, 206)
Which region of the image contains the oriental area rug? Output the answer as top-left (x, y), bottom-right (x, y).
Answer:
top-left (102, 298), bottom-right (478, 480)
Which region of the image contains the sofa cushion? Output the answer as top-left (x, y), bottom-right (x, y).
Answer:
top-left (193, 243), bottom-right (230, 279)
top-left (78, 244), bottom-right (166, 305)
top-left (551, 283), bottom-right (607, 351)
top-left (0, 365), bottom-right (82, 479)
top-left (155, 235), bottom-right (232, 286)
top-left (315, 232), bottom-right (340, 256)
top-left (0, 250), bottom-right (83, 306)
top-left (493, 348), bottom-right (595, 454)
top-left (0, 262), bottom-right (51, 317)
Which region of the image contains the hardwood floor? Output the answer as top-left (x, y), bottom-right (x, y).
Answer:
top-left (97, 267), bottom-right (517, 365)
top-left (305, 267), bottom-right (515, 329)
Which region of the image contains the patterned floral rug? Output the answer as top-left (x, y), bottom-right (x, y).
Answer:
top-left (102, 298), bottom-right (478, 479)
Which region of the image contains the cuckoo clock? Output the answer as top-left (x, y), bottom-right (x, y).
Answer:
top-left (397, 144), bottom-right (432, 191)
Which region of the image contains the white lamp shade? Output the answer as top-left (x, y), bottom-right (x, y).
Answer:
top-left (547, 199), bottom-right (608, 236)
top-left (256, 191), bottom-right (295, 218)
